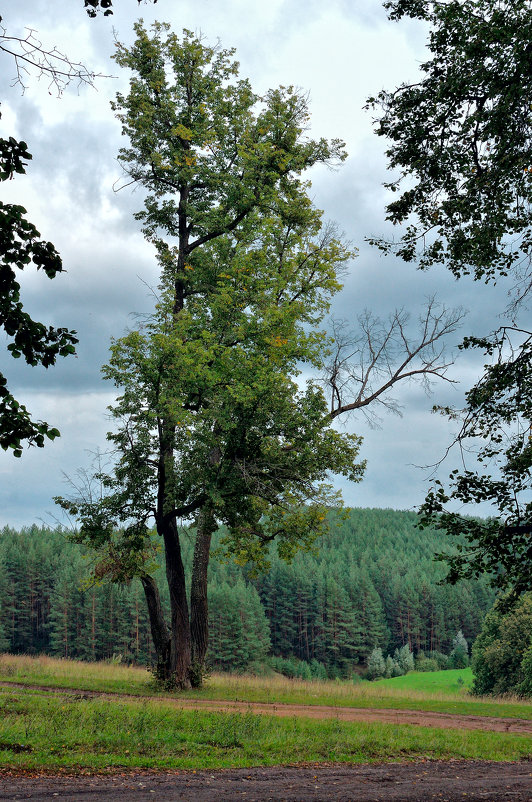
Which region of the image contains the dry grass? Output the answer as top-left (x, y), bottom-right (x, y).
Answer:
top-left (0, 654), bottom-right (530, 720)
top-left (0, 653), bottom-right (150, 692)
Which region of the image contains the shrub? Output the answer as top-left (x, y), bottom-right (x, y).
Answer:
top-left (295, 660), bottom-right (312, 681)
top-left (427, 650), bottom-right (449, 670)
top-left (309, 659), bottom-right (328, 680)
top-left (449, 630), bottom-right (469, 669)
top-left (394, 644), bottom-right (414, 674)
top-left (391, 658), bottom-right (404, 677)
top-left (471, 593), bottom-right (532, 696)
top-left (366, 647), bottom-right (386, 680)
top-left (416, 656), bottom-right (439, 672)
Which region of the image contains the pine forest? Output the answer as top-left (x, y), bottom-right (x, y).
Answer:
top-left (0, 508), bottom-right (494, 678)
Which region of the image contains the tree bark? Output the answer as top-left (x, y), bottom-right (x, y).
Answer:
top-left (190, 503), bottom-right (217, 685)
top-left (140, 573), bottom-right (171, 674)
top-left (161, 513), bottom-right (192, 688)
top-left (153, 417), bottom-right (192, 689)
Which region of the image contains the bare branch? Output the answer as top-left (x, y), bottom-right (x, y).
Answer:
top-left (324, 297), bottom-right (466, 426)
top-left (0, 23), bottom-right (112, 95)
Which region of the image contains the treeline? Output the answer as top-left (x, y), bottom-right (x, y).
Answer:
top-left (0, 509), bottom-right (495, 677)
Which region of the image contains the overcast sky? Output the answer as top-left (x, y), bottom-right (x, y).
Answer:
top-left (0, 0), bottom-right (523, 529)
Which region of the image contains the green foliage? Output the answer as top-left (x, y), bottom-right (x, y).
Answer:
top-left (471, 593), bottom-right (532, 696)
top-left (0, 510), bottom-right (495, 674)
top-left (449, 630), bottom-right (469, 669)
top-left (61, 22), bottom-right (362, 573)
top-left (373, 1), bottom-right (532, 601)
top-left (427, 651), bottom-right (450, 670)
top-left (370, 0), bottom-right (532, 282)
top-left (0, 134), bottom-right (78, 456)
top-left (415, 655), bottom-right (439, 673)
top-left (420, 328), bottom-right (532, 601)
top-left (394, 643), bottom-right (415, 674)
top-left (208, 580), bottom-right (270, 672)
top-left (366, 648), bottom-right (386, 680)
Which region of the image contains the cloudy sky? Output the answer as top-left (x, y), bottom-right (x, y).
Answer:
top-left (0, 0), bottom-right (521, 529)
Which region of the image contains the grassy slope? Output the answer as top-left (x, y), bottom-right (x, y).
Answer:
top-left (375, 668), bottom-right (474, 694)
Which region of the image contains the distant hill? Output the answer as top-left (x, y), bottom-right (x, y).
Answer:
top-left (0, 508), bottom-right (494, 676)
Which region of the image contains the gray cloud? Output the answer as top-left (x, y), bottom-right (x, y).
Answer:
top-left (0, 0), bottom-right (522, 528)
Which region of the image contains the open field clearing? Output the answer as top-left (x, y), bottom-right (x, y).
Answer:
top-left (1, 655), bottom-right (531, 721)
top-left (1, 685), bottom-right (532, 772)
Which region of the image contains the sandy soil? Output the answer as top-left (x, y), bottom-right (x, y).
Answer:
top-left (0, 761), bottom-right (531, 801)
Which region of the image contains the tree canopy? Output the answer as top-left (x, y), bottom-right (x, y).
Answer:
top-left (371, 0), bottom-right (532, 598)
top-left (0, 131), bottom-right (78, 457)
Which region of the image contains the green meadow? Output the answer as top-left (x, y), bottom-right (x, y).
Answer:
top-left (0, 655), bottom-right (531, 771)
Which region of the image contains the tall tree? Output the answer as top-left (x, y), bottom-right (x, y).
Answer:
top-left (369, 0), bottom-right (532, 599)
top-left (57, 23), bottom-right (364, 688)
top-left (57, 23), bottom-right (464, 689)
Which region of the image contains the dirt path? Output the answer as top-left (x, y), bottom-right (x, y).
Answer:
top-left (2, 681), bottom-right (532, 736)
top-left (0, 761), bottom-right (531, 801)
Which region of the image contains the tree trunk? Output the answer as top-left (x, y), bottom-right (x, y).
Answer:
top-left (140, 573), bottom-right (171, 675)
top-left (161, 514), bottom-right (192, 688)
top-left (190, 504), bottom-right (217, 686)
top-left (150, 411), bottom-right (193, 689)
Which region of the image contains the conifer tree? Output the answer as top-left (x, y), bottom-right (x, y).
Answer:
top-left (367, 647), bottom-right (386, 680)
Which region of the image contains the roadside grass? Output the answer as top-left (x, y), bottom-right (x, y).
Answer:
top-left (0, 686), bottom-right (531, 772)
top-left (1, 654), bottom-right (531, 721)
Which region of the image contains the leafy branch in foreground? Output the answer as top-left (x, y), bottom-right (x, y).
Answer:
top-left (0, 133), bottom-right (78, 456)
top-left (371, 0), bottom-right (532, 600)
top-left (419, 327), bottom-right (532, 603)
top-left (368, 0), bottom-right (532, 293)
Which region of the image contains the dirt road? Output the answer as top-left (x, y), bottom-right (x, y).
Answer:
top-left (2, 681), bottom-right (532, 736)
top-left (0, 761), bottom-right (531, 801)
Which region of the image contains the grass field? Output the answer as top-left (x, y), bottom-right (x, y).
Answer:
top-left (1, 685), bottom-right (532, 771)
top-left (1, 654), bottom-right (532, 771)
top-left (375, 668), bottom-right (474, 694)
top-left (1, 654), bottom-right (531, 720)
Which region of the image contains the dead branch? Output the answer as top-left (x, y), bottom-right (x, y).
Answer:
top-left (0, 23), bottom-right (112, 95)
top-left (324, 297), bottom-right (466, 426)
